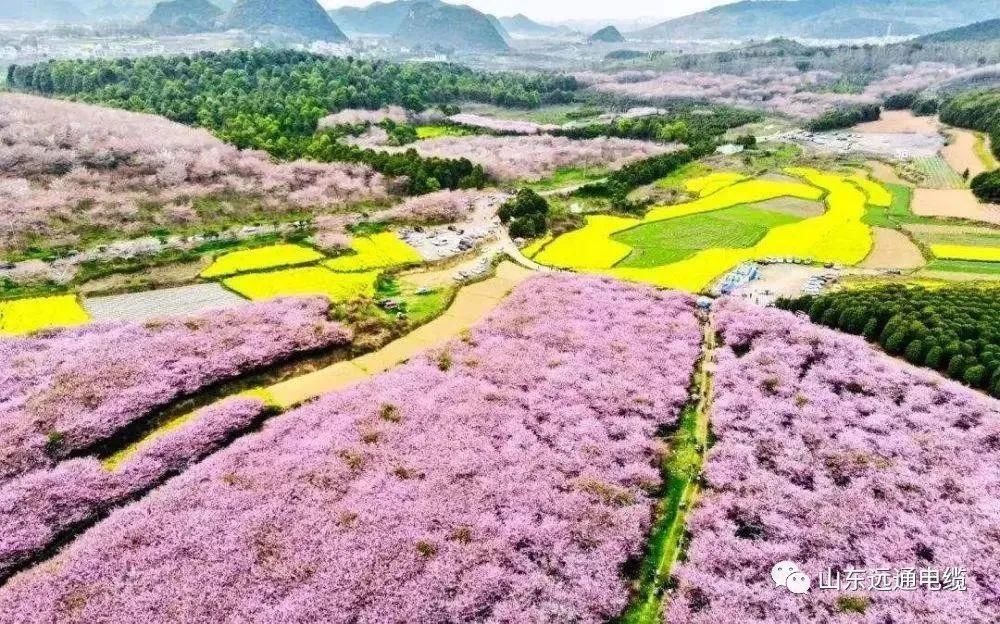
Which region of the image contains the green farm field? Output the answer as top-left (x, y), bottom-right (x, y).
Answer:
top-left (612, 204), bottom-right (802, 268)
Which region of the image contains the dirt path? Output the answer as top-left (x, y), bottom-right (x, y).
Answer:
top-left (859, 228), bottom-right (926, 270)
top-left (267, 261), bottom-right (535, 407)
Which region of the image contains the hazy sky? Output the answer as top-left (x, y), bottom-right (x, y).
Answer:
top-left (321, 0), bottom-right (739, 23)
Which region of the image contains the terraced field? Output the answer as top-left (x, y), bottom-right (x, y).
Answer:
top-left (223, 267), bottom-right (380, 302)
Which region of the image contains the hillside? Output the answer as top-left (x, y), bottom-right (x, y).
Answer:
top-left (0, 0), bottom-right (85, 21)
top-left (228, 0), bottom-right (347, 42)
top-left (634, 0), bottom-right (1000, 40)
top-left (487, 14), bottom-right (513, 45)
top-left (498, 13), bottom-right (563, 37)
top-left (589, 25), bottom-right (626, 43)
top-left (327, 0), bottom-right (418, 36)
top-left (146, 0), bottom-right (222, 33)
top-left (393, 2), bottom-right (509, 53)
top-left (919, 17), bottom-right (1000, 42)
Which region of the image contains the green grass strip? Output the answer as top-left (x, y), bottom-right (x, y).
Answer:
top-left (617, 322), bottom-right (714, 624)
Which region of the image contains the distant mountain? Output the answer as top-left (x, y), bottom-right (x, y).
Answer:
top-left (328, 0), bottom-right (417, 36)
top-left (76, 0), bottom-right (159, 21)
top-left (228, 0), bottom-right (347, 41)
top-left (393, 2), bottom-right (509, 53)
top-left (146, 0), bottom-right (222, 32)
top-left (918, 18), bottom-right (1000, 43)
top-left (589, 25), bottom-right (625, 43)
top-left (634, 0), bottom-right (1000, 41)
top-left (486, 14), bottom-right (513, 45)
top-left (0, 0), bottom-right (86, 21)
top-left (498, 13), bottom-right (561, 37)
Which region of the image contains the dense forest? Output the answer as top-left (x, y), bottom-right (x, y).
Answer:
top-left (779, 284), bottom-right (1000, 396)
top-left (940, 89), bottom-right (1000, 159)
top-left (555, 107), bottom-right (760, 144)
top-left (575, 145), bottom-right (710, 210)
top-left (7, 50), bottom-right (578, 193)
top-left (806, 103), bottom-right (881, 131)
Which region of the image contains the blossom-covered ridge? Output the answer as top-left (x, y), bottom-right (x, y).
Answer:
top-left (0, 274), bottom-right (702, 623)
top-left (0, 297), bottom-right (351, 485)
top-left (0, 397), bottom-right (269, 579)
top-left (666, 300), bottom-right (1000, 624)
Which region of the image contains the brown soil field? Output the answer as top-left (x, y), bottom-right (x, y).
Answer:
top-left (858, 228), bottom-right (926, 270)
top-left (854, 111), bottom-right (940, 134)
top-left (912, 189), bottom-right (1000, 226)
top-left (866, 160), bottom-right (907, 185)
top-left (942, 128), bottom-right (990, 179)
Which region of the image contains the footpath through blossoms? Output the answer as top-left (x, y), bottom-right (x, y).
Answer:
top-left (0, 274), bottom-right (704, 623)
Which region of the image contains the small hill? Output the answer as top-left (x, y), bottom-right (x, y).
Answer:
top-left (918, 18), bottom-right (1000, 43)
top-left (0, 0), bottom-right (85, 21)
top-left (498, 13), bottom-right (562, 37)
top-left (393, 2), bottom-right (509, 53)
top-left (228, 0), bottom-right (347, 42)
top-left (146, 0), bottom-right (222, 33)
top-left (633, 0), bottom-right (1000, 40)
top-left (588, 25), bottom-right (625, 43)
top-left (328, 0), bottom-right (417, 36)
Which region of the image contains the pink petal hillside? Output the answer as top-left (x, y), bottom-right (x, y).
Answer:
top-left (0, 297), bottom-right (351, 485)
top-left (0, 275), bottom-right (702, 624)
top-left (665, 300), bottom-right (1000, 624)
top-left (402, 135), bottom-right (681, 182)
top-left (0, 397), bottom-right (269, 579)
top-left (0, 93), bottom-right (388, 254)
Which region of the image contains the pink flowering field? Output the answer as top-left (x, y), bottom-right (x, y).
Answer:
top-left (0, 274), bottom-right (702, 623)
top-left (0, 297), bottom-right (351, 485)
top-left (404, 135), bottom-right (680, 182)
top-left (0, 94), bottom-right (388, 254)
top-left (0, 396), bottom-right (268, 579)
top-left (666, 300), bottom-right (1000, 624)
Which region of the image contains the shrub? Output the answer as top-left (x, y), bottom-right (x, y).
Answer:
top-left (498, 189), bottom-right (550, 239)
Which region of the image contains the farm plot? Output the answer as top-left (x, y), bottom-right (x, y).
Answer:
top-left (201, 244), bottom-right (325, 279)
top-left (0, 295), bottom-right (89, 335)
top-left (83, 284), bottom-right (246, 322)
top-left (930, 244), bottom-right (1000, 262)
top-left (911, 155), bottom-right (966, 189)
top-left (0, 275), bottom-right (703, 624)
top-left (858, 228), bottom-right (926, 270)
top-left (535, 169), bottom-right (873, 292)
top-left (912, 189), bottom-right (1000, 226)
top-left (613, 205), bottom-right (802, 268)
top-left (223, 267), bottom-right (379, 303)
top-left (323, 232), bottom-right (423, 272)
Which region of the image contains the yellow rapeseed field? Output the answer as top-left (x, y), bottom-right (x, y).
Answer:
top-left (930, 244), bottom-right (1000, 262)
top-left (0, 295), bottom-right (90, 335)
top-left (532, 215), bottom-right (639, 269)
top-left (848, 174), bottom-right (892, 207)
top-left (683, 171), bottom-right (748, 196)
top-left (201, 244), bottom-right (324, 278)
top-left (224, 267), bottom-right (378, 303)
top-left (533, 168), bottom-right (874, 292)
top-left (324, 232), bottom-right (423, 272)
top-left (644, 178), bottom-right (823, 222)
